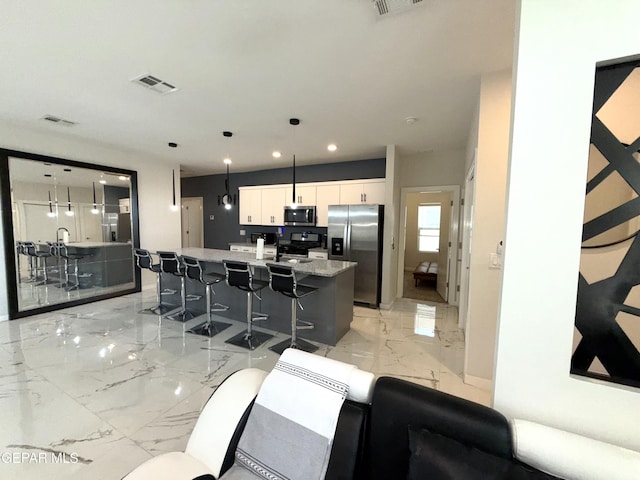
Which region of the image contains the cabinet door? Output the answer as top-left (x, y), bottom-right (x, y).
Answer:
top-left (363, 181), bottom-right (385, 204)
top-left (316, 184), bottom-right (340, 227)
top-left (339, 183), bottom-right (365, 204)
top-left (239, 188), bottom-right (261, 224)
top-left (261, 187), bottom-right (287, 225)
top-left (285, 185), bottom-right (316, 206)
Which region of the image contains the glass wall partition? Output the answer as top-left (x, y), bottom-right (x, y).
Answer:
top-left (1, 150), bottom-right (140, 318)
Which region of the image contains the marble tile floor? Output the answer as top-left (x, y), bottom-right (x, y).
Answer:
top-left (0, 289), bottom-right (490, 479)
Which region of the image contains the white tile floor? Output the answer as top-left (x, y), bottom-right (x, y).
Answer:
top-left (0, 289), bottom-right (489, 479)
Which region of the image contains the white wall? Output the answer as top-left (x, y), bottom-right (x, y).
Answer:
top-left (0, 121), bottom-right (182, 317)
top-left (494, 0), bottom-right (640, 451)
top-left (464, 70), bottom-right (512, 384)
top-left (399, 149), bottom-right (465, 188)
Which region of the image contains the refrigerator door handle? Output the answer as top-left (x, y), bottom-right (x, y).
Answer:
top-left (346, 221), bottom-right (352, 258)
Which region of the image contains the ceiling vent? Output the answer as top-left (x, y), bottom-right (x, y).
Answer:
top-left (373, 0), bottom-right (424, 16)
top-left (41, 115), bottom-right (76, 127)
top-left (131, 74), bottom-right (178, 94)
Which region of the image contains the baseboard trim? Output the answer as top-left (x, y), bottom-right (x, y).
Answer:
top-left (464, 374), bottom-right (492, 391)
top-left (379, 302), bottom-right (393, 310)
top-left (0, 315), bottom-right (9, 322)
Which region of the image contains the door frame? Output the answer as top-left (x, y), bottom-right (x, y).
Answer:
top-left (459, 157), bottom-right (476, 330)
top-left (396, 185), bottom-right (460, 305)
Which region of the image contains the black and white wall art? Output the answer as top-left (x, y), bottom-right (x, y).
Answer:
top-left (573, 57), bottom-right (640, 388)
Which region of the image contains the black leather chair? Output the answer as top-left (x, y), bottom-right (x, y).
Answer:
top-left (223, 260), bottom-right (273, 350)
top-left (134, 248), bottom-right (175, 314)
top-left (266, 263), bottom-right (318, 354)
top-left (158, 251), bottom-right (196, 322)
top-left (182, 256), bottom-right (231, 337)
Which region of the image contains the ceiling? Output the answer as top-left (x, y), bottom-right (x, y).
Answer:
top-left (0, 0), bottom-right (516, 177)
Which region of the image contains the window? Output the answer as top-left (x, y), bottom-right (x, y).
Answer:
top-left (418, 204), bottom-right (441, 252)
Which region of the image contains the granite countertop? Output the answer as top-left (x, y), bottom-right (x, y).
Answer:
top-left (177, 247), bottom-right (356, 278)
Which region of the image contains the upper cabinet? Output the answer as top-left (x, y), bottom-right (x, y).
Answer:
top-left (285, 185), bottom-right (316, 206)
top-left (339, 180), bottom-right (385, 205)
top-left (238, 188), bottom-right (262, 225)
top-left (316, 184), bottom-right (340, 227)
top-left (238, 179), bottom-right (385, 226)
top-left (261, 187), bottom-right (287, 225)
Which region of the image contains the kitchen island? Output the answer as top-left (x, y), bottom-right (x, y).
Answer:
top-left (159, 248), bottom-right (357, 346)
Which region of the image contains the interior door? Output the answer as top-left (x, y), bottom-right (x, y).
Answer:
top-left (181, 197), bottom-right (204, 248)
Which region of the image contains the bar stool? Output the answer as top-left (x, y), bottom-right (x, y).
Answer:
top-left (158, 251), bottom-right (199, 322)
top-left (223, 260), bottom-right (273, 350)
top-left (134, 248), bottom-right (175, 314)
top-left (182, 256), bottom-right (231, 337)
top-left (24, 241), bottom-right (52, 286)
top-left (55, 242), bottom-right (91, 291)
top-left (266, 263), bottom-right (318, 354)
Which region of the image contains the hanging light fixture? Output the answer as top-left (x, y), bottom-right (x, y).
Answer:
top-left (289, 118), bottom-right (300, 208)
top-left (218, 131), bottom-right (236, 210)
top-left (168, 142), bottom-right (180, 212)
top-left (171, 169), bottom-right (179, 211)
top-left (91, 182), bottom-right (100, 214)
top-left (47, 190), bottom-right (56, 218)
top-left (65, 186), bottom-right (74, 216)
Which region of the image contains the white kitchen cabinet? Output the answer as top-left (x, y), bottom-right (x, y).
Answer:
top-left (261, 187), bottom-right (287, 225)
top-left (308, 251), bottom-right (328, 260)
top-left (285, 185), bottom-right (316, 206)
top-left (239, 188), bottom-right (262, 225)
top-left (339, 180), bottom-right (385, 205)
top-left (230, 245), bottom-right (255, 253)
top-left (315, 184), bottom-right (340, 227)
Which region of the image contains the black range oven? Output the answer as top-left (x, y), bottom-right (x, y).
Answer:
top-left (278, 232), bottom-right (321, 257)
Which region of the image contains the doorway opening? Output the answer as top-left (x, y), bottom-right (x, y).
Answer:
top-left (397, 186), bottom-right (460, 305)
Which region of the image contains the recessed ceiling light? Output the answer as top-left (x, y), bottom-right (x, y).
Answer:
top-left (327, 144), bottom-right (338, 152)
top-left (224, 158), bottom-right (232, 165)
top-left (272, 151), bottom-right (282, 158)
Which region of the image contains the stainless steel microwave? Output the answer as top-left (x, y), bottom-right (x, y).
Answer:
top-left (283, 205), bottom-right (316, 226)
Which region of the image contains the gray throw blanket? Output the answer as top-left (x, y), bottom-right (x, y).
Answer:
top-left (221, 349), bottom-right (356, 480)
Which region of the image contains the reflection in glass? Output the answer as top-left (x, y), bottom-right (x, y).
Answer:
top-left (10, 157), bottom-right (136, 312)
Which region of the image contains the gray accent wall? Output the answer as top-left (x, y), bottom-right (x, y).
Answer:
top-left (181, 158), bottom-right (385, 249)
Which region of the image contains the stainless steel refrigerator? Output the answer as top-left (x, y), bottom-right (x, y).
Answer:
top-left (328, 204), bottom-right (384, 307)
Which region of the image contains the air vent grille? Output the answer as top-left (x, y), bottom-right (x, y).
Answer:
top-left (131, 74), bottom-right (178, 94)
top-left (42, 115), bottom-right (76, 127)
top-left (373, 0), bottom-right (424, 16)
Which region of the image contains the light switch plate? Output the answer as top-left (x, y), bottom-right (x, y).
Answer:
top-left (240, 229), bottom-right (246, 236)
top-left (209, 215), bottom-right (215, 220)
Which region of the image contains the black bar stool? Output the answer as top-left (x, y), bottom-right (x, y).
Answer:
top-left (158, 251), bottom-right (198, 322)
top-left (55, 242), bottom-right (92, 291)
top-left (24, 241), bottom-right (53, 286)
top-left (182, 256), bottom-right (231, 337)
top-left (266, 263), bottom-right (318, 354)
top-left (223, 260), bottom-right (273, 350)
top-left (134, 248), bottom-right (175, 314)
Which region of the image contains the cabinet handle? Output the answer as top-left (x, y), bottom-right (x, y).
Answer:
top-left (360, 193), bottom-right (363, 202)
top-left (364, 193), bottom-right (367, 202)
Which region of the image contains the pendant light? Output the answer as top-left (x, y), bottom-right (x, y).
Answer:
top-left (218, 131), bottom-right (236, 210)
top-left (91, 182), bottom-right (99, 214)
top-left (218, 130), bottom-right (236, 210)
top-left (47, 191), bottom-right (56, 218)
top-left (289, 118), bottom-right (300, 208)
top-left (168, 142), bottom-right (179, 212)
top-left (65, 186), bottom-right (74, 216)
top-left (171, 169), bottom-right (179, 211)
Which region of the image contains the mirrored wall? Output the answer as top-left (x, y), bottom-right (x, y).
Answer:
top-left (1, 151), bottom-right (140, 318)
